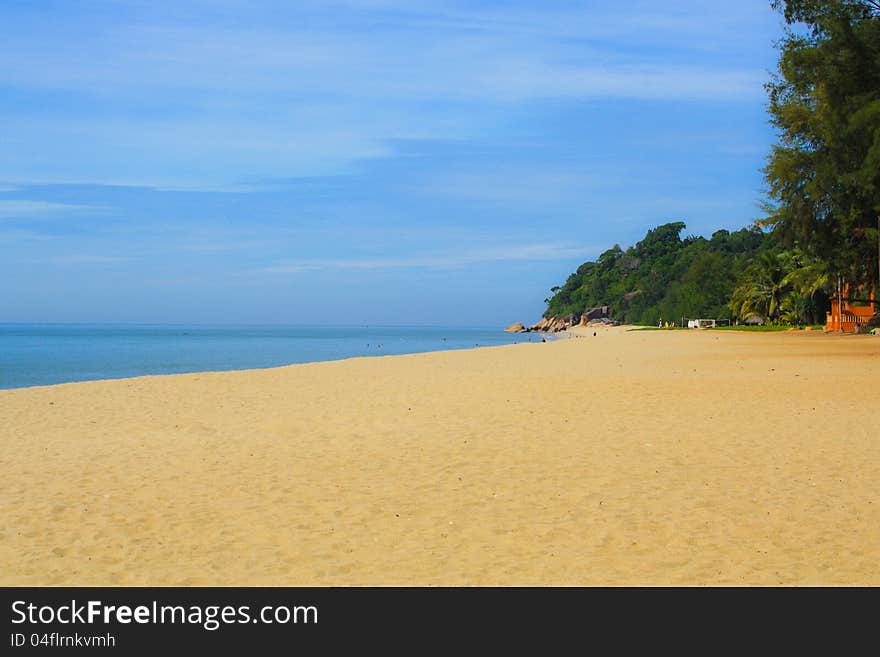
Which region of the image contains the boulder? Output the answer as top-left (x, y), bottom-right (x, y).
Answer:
top-left (528, 314), bottom-right (582, 333)
top-left (524, 308), bottom-right (616, 333)
top-left (504, 323), bottom-right (526, 333)
top-left (578, 307), bottom-right (609, 325)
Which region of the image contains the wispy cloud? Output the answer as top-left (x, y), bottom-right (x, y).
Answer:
top-left (0, 228), bottom-right (58, 243)
top-left (19, 254), bottom-right (131, 265)
top-left (0, 1), bottom-right (779, 326)
top-left (262, 243), bottom-right (597, 273)
top-left (0, 200), bottom-right (108, 219)
top-left (417, 170), bottom-right (604, 204)
top-left (0, 1), bottom-right (777, 190)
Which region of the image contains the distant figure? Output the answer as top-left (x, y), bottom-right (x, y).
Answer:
top-left (541, 336), bottom-right (546, 343)
top-left (593, 332), bottom-right (597, 337)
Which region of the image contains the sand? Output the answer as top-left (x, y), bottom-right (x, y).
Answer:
top-left (1, 327), bottom-right (878, 586)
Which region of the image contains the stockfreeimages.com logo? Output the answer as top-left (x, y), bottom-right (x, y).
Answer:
top-left (11, 600), bottom-right (318, 632)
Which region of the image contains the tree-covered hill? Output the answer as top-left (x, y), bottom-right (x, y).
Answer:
top-left (542, 221), bottom-right (844, 326)
top-left (543, 223), bottom-right (770, 326)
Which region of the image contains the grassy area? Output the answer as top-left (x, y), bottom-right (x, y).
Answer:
top-left (630, 324), bottom-right (827, 333)
top-left (711, 325), bottom-right (824, 332)
top-left (710, 325), bottom-right (790, 332)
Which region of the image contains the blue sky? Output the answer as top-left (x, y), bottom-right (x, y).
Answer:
top-left (0, 0), bottom-right (785, 325)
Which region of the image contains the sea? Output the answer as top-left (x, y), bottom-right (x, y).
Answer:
top-left (0, 324), bottom-right (547, 390)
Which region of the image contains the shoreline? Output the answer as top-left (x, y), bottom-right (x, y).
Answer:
top-left (2, 328), bottom-right (878, 585)
top-left (0, 326), bottom-right (613, 393)
top-left (5, 323), bottom-right (867, 393)
top-left (0, 325), bottom-right (535, 392)
top-left (0, 343), bottom-right (512, 393)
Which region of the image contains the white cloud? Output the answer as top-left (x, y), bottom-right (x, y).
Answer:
top-left (0, 200), bottom-right (107, 219)
top-left (0, 228), bottom-right (58, 243)
top-left (0, 1), bottom-right (777, 189)
top-left (472, 62), bottom-right (764, 102)
top-left (262, 242), bottom-right (597, 273)
top-left (19, 254), bottom-right (131, 265)
top-left (417, 170), bottom-right (604, 204)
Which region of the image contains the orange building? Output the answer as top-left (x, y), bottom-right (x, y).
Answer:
top-left (825, 284), bottom-right (876, 333)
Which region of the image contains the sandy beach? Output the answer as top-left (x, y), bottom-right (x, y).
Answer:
top-left (1, 327), bottom-right (878, 586)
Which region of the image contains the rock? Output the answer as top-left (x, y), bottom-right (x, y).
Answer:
top-left (586, 317), bottom-right (620, 327)
top-left (527, 308), bottom-right (615, 333)
top-left (504, 323), bottom-right (526, 333)
top-left (578, 307), bottom-right (609, 325)
top-left (527, 314), bottom-right (577, 333)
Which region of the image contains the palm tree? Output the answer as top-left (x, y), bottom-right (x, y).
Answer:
top-left (729, 251), bottom-right (793, 322)
top-left (781, 250), bottom-right (833, 324)
top-left (779, 291), bottom-right (811, 325)
top-left (783, 251), bottom-right (832, 296)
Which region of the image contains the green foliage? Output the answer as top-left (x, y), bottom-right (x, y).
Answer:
top-left (765, 0), bottom-right (880, 287)
top-left (728, 251), bottom-right (792, 322)
top-left (544, 224), bottom-right (834, 326)
top-left (543, 222), bottom-right (767, 324)
top-left (710, 324), bottom-right (800, 332)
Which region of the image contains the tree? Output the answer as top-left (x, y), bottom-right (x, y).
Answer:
top-left (765, 0), bottom-right (880, 291)
top-left (729, 251), bottom-right (794, 322)
top-left (781, 248), bottom-right (834, 321)
top-left (543, 222), bottom-right (768, 324)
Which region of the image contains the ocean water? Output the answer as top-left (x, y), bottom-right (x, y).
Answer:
top-left (0, 324), bottom-right (545, 390)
